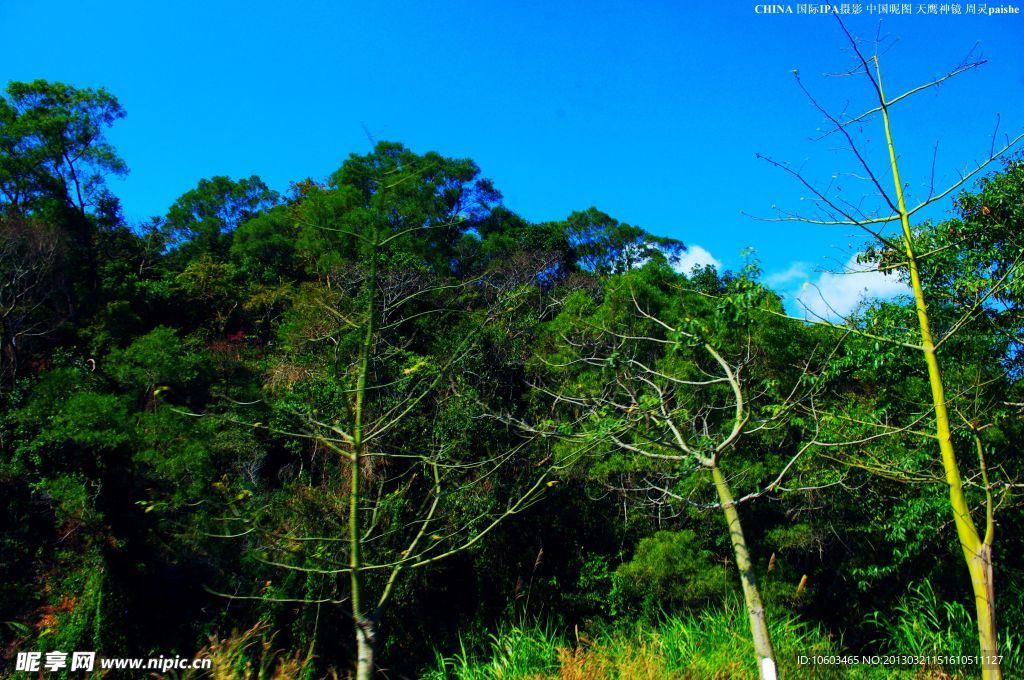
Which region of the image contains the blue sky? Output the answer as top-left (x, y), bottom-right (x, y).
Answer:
top-left (2, 1), bottom-right (1022, 314)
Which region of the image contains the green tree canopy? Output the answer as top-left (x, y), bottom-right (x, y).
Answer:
top-left (163, 175), bottom-right (280, 262)
top-left (0, 80), bottom-right (126, 216)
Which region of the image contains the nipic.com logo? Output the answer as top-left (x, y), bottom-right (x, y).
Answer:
top-left (14, 651), bottom-right (212, 674)
top-left (15, 652), bottom-right (95, 673)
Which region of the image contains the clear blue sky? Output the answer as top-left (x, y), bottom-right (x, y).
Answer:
top-left (2, 1), bottom-right (1022, 309)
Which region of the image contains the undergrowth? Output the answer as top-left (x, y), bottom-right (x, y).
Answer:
top-left (424, 602), bottom-right (853, 680)
top-left (425, 589), bottom-right (1021, 679)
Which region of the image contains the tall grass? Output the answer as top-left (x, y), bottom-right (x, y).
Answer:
top-left (169, 622), bottom-right (326, 680)
top-left (164, 582), bottom-right (1024, 679)
top-left (426, 602), bottom-right (879, 679)
top-left (868, 581), bottom-right (1023, 678)
top-left (423, 621), bottom-right (562, 680)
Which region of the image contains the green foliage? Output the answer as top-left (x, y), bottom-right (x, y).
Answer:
top-left (291, 183), bottom-right (364, 276)
top-left (229, 205), bottom-right (297, 282)
top-left (327, 141), bottom-right (502, 274)
top-left (41, 562), bottom-right (122, 657)
top-left (33, 473), bottom-right (100, 530)
top-left (0, 79), bottom-right (125, 214)
top-left (613, 530), bottom-right (731, 618)
top-left (174, 257), bottom-right (244, 332)
top-left (163, 175), bottom-right (279, 261)
top-left (425, 623), bottom-right (562, 680)
top-left (105, 326), bottom-right (200, 394)
top-left (565, 206), bottom-right (684, 275)
top-left (38, 391), bottom-right (131, 452)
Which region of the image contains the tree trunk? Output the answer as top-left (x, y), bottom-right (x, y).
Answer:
top-left (711, 464), bottom-right (777, 680)
top-left (919, 340), bottom-right (1002, 680)
top-left (350, 237), bottom-right (378, 680)
top-left (354, 616), bottom-right (377, 680)
top-left (971, 543), bottom-right (1001, 679)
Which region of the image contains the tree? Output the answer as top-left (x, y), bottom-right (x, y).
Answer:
top-left (209, 152), bottom-right (550, 680)
top-left (163, 175), bottom-right (280, 261)
top-left (0, 80), bottom-right (128, 304)
top-left (0, 80), bottom-right (126, 217)
top-left (229, 204), bottom-right (299, 282)
top-left (564, 206), bottom-right (684, 276)
top-left (758, 17), bottom-right (1023, 677)
top-left (329, 141), bottom-right (502, 276)
top-left (527, 265), bottom-right (823, 680)
top-left (0, 214), bottom-right (65, 387)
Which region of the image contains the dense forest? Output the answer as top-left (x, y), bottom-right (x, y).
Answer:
top-left (1, 52), bottom-right (1023, 680)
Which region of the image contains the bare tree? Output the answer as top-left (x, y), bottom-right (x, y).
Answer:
top-left (208, 215), bottom-right (553, 680)
top-left (0, 213), bottom-right (64, 387)
top-left (757, 16), bottom-right (1023, 678)
top-left (512, 276), bottom-right (827, 680)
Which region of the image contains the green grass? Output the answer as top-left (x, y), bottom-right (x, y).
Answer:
top-left (425, 593), bottom-right (1024, 679)
top-left (422, 621), bottom-right (563, 680)
top-left (867, 581), bottom-right (1023, 678)
top-left (425, 603), bottom-right (869, 679)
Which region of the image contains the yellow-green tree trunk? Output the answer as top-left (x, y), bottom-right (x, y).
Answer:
top-left (712, 465), bottom-right (777, 680)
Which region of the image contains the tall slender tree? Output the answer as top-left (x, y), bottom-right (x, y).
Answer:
top-left (209, 149), bottom-right (552, 679)
top-left (758, 17), bottom-right (1023, 678)
top-left (523, 266), bottom-right (824, 680)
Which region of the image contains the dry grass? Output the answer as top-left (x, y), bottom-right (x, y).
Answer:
top-left (171, 622), bottom-right (329, 680)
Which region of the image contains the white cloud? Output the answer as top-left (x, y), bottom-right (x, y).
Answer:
top-left (764, 262), bottom-right (811, 288)
top-left (769, 254), bottom-right (909, 320)
top-left (673, 245), bottom-right (722, 274)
